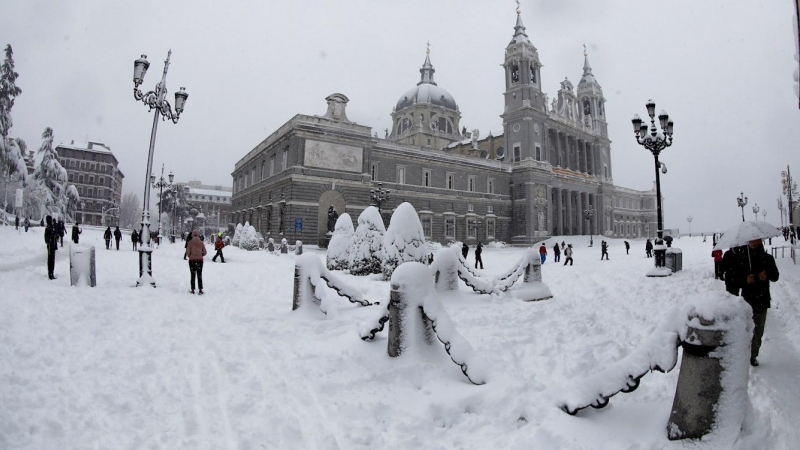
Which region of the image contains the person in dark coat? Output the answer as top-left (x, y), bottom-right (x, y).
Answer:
top-left (184, 231), bottom-right (192, 260)
top-left (71, 223), bottom-right (82, 244)
top-left (552, 242), bottom-right (561, 262)
top-left (58, 219), bottom-right (65, 247)
top-left (24, 217), bottom-right (29, 232)
top-left (113, 226), bottom-right (122, 250)
top-left (103, 227), bottom-right (112, 250)
top-left (185, 230), bottom-right (207, 294)
top-left (601, 241), bottom-right (609, 260)
top-left (474, 242), bottom-right (484, 269)
top-left (738, 239), bottom-right (779, 366)
top-left (624, 241), bottom-right (630, 255)
top-left (14, 215), bottom-right (19, 230)
top-left (44, 215), bottom-right (58, 280)
top-left (212, 233), bottom-right (225, 263)
top-left (461, 242), bottom-right (469, 259)
top-left (40, 218), bottom-right (44, 227)
top-left (645, 239), bottom-right (653, 258)
top-left (131, 229), bottom-right (139, 251)
top-left (721, 246), bottom-right (745, 296)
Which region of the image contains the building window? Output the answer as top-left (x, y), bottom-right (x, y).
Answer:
top-left (270, 155), bottom-right (275, 176)
top-left (487, 219), bottom-right (496, 238)
top-left (468, 176), bottom-right (476, 192)
top-left (261, 161), bottom-right (265, 180)
top-left (513, 145), bottom-right (521, 162)
top-left (535, 144), bottom-right (542, 161)
top-left (487, 205), bottom-right (493, 214)
top-left (467, 218), bottom-right (476, 238)
top-left (423, 169), bottom-right (431, 187)
top-left (68, 173), bottom-right (74, 182)
top-left (89, 176), bottom-right (94, 185)
top-left (445, 217), bottom-right (455, 238)
top-left (447, 172), bottom-right (455, 190)
top-left (487, 178), bottom-right (494, 194)
top-left (283, 149), bottom-right (288, 170)
top-left (421, 216), bottom-right (432, 238)
top-left (604, 165), bottom-right (609, 178)
top-left (79, 174), bottom-right (84, 183)
top-left (397, 166), bottom-right (406, 185)
top-left (467, 204), bottom-right (474, 212)
top-left (371, 163), bottom-right (379, 181)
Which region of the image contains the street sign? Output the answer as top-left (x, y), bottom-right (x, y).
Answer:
top-left (294, 218), bottom-right (303, 232)
top-left (15, 189), bottom-right (23, 208)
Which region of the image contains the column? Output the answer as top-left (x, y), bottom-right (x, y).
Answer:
top-left (576, 191), bottom-right (583, 235)
top-left (583, 142), bottom-right (589, 174)
top-left (565, 190), bottom-right (573, 235)
top-left (546, 186), bottom-right (553, 235)
top-left (556, 132), bottom-right (563, 168)
top-left (555, 188), bottom-right (563, 235)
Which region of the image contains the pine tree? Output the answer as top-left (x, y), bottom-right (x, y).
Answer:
top-left (32, 127), bottom-right (67, 215)
top-left (1, 44), bottom-right (27, 186)
top-left (349, 206), bottom-right (386, 276)
top-left (382, 202), bottom-right (428, 280)
top-left (326, 213), bottom-right (354, 270)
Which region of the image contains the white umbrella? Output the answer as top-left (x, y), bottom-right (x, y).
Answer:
top-left (713, 221), bottom-right (780, 251)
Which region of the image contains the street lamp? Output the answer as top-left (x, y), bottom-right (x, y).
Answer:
top-left (584, 207), bottom-right (595, 246)
top-left (370, 182), bottom-right (391, 212)
top-left (782, 166), bottom-right (797, 236)
top-left (151, 164), bottom-right (173, 240)
top-left (777, 197), bottom-right (785, 228)
top-left (762, 209), bottom-right (767, 222)
top-left (737, 192), bottom-right (748, 222)
top-left (686, 215), bottom-right (692, 237)
top-left (132, 50), bottom-right (188, 287)
top-left (632, 100), bottom-right (673, 268)
top-left (752, 203), bottom-right (760, 221)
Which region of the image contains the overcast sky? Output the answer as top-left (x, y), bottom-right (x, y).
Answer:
top-left (2, 0), bottom-right (799, 234)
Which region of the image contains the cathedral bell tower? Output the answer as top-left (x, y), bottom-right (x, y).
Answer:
top-left (577, 46), bottom-right (608, 138)
top-left (501, 4), bottom-right (547, 163)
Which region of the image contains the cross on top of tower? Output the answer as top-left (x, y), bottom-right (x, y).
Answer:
top-left (516, 0), bottom-right (521, 15)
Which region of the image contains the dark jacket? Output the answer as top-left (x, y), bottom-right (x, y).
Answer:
top-left (553, 244), bottom-right (560, 254)
top-left (461, 243), bottom-right (469, 258)
top-left (72, 224), bottom-right (81, 240)
top-left (739, 246), bottom-right (779, 311)
top-left (645, 240), bottom-right (653, 251)
top-left (132, 230), bottom-right (139, 242)
top-left (722, 247), bottom-right (744, 295)
top-left (44, 223), bottom-right (58, 251)
top-left (114, 228), bottom-right (122, 241)
top-left (475, 242), bottom-right (482, 256)
top-left (104, 228), bottom-right (112, 240)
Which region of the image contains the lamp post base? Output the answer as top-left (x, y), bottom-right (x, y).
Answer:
top-left (136, 248), bottom-right (156, 287)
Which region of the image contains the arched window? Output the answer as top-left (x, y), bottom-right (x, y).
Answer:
top-left (510, 63), bottom-right (520, 83)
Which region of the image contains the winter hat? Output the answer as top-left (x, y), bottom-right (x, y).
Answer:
top-left (192, 230), bottom-right (199, 237)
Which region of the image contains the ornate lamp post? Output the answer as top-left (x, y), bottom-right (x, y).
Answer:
top-left (584, 207), bottom-right (595, 246)
top-left (686, 215), bottom-right (692, 237)
top-left (782, 166), bottom-right (797, 235)
top-left (737, 192), bottom-right (748, 222)
top-left (131, 51), bottom-right (188, 287)
top-left (151, 165), bottom-right (173, 239)
top-left (752, 203), bottom-right (760, 221)
top-left (370, 182), bottom-right (391, 212)
top-left (762, 209), bottom-right (767, 222)
top-left (631, 100), bottom-right (673, 247)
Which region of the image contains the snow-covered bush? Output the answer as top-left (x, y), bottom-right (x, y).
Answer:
top-left (349, 206), bottom-right (385, 276)
top-left (239, 222), bottom-right (259, 250)
top-left (231, 223), bottom-right (243, 247)
top-left (487, 241), bottom-right (507, 249)
top-left (327, 213), bottom-right (354, 270)
top-left (382, 202), bottom-right (428, 280)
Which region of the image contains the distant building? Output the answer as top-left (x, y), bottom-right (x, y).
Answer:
top-left (55, 141), bottom-right (124, 226)
top-left (183, 180), bottom-right (231, 232)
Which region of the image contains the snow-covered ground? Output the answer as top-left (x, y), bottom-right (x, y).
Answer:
top-left (2, 225), bottom-right (800, 449)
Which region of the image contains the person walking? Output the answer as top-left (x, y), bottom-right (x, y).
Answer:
top-left (184, 232), bottom-right (192, 260)
top-left (71, 222), bottom-right (82, 244)
top-left (58, 219), bottom-right (65, 247)
top-left (461, 242), bottom-right (469, 260)
top-left (721, 246), bottom-right (744, 296)
top-left (563, 244), bottom-right (574, 266)
top-left (185, 230), bottom-right (207, 295)
top-left (600, 241), bottom-right (609, 260)
top-left (24, 217), bottom-right (29, 232)
top-left (39, 218), bottom-right (44, 227)
top-left (474, 241), bottom-right (484, 269)
top-left (103, 227), bottom-right (112, 250)
top-left (711, 249), bottom-right (724, 280)
top-left (552, 242), bottom-right (561, 263)
top-left (131, 229), bottom-right (139, 251)
top-left (44, 215), bottom-right (58, 280)
top-left (738, 239), bottom-right (779, 366)
top-left (14, 215), bottom-right (19, 230)
top-left (212, 233), bottom-right (225, 263)
top-left (113, 226), bottom-right (122, 251)
top-left (645, 239), bottom-right (653, 258)
top-left (539, 243), bottom-right (547, 264)
top-left (624, 240), bottom-right (630, 255)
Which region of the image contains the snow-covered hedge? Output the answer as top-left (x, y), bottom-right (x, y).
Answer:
top-left (382, 202), bottom-right (428, 280)
top-left (238, 222), bottom-right (260, 251)
top-left (349, 206), bottom-right (385, 276)
top-left (327, 213), bottom-right (354, 271)
top-left (231, 223), bottom-right (243, 247)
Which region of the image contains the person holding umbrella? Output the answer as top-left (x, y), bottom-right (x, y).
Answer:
top-left (714, 221), bottom-right (781, 367)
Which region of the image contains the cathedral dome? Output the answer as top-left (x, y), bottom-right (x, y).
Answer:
top-left (395, 51), bottom-right (458, 112)
top-left (395, 83), bottom-right (458, 111)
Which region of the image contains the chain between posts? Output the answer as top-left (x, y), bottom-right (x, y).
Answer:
top-left (307, 276), bottom-right (375, 309)
top-left (421, 304), bottom-right (485, 386)
top-left (361, 303), bottom-right (391, 341)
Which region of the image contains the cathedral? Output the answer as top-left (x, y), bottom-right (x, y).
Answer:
top-left (229, 8), bottom-right (658, 246)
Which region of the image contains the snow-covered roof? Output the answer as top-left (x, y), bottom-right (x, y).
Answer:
top-left (188, 188), bottom-right (232, 198)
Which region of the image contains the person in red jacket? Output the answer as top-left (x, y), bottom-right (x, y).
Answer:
top-left (711, 249), bottom-right (723, 280)
top-left (184, 230), bottom-right (207, 294)
top-left (212, 233), bottom-right (225, 263)
top-left (539, 243), bottom-right (547, 264)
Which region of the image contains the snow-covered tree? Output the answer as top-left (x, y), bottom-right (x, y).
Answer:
top-left (326, 213), bottom-right (354, 270)
top-left (349, 206), bottom-right (385, 276)
top-left (0, 44), bottom-right (23, 176)
top-left (239, 222), bottom-right (260, 250)
top-left (120, 192), bottom-right (141, 229)
top-left (382, 202), bottom-right (428, 280)
top-left (31, 127), bottom-right (67, 215)
top-left (231, 223), bottom-right (243, 247)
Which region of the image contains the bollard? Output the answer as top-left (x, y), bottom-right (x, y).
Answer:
top-left (281, 238), bottom-right (288, 254)
top-left (387, 282), bottom-right (434, 357)
top-left (513, 250), bottom-right (552, 301)
top-left (433, 248), bottom-right (459, 291)
top-left (292, 263), bottom-right (317, 311)
top-left (267, 238), bottom-right (275, 252)
top-left (295, 240), bottom-right (303, 255)
top-left (667, 310), bottom-right (748, 441)
top-left (69, 244), bottom-right (96, 287)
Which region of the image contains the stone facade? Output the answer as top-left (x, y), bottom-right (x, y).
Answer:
top-left (56, 141), bottom-right (124, 226)
top-left (230, 10), bottom-right (659, 246)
